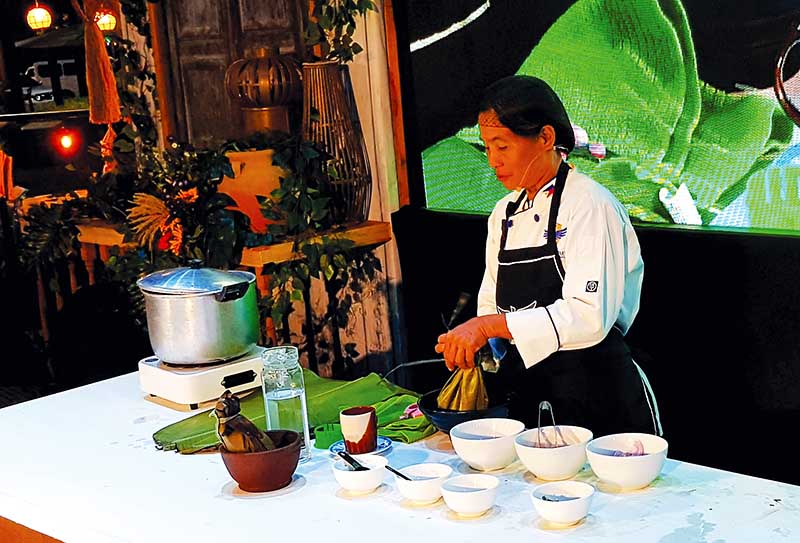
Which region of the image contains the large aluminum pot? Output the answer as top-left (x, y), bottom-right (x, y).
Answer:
top-left (137, 265), bottom-right (259, 364)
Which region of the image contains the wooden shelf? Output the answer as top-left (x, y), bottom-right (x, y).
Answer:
top-left (76, 218), bottom-right (127, 247)
top-left (76, 219), bottom-right (392, 267)
top-left (239, 221), bottom-right (392, 267)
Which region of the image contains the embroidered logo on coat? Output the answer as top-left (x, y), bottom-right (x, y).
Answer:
top-left (543, 183), bottom-right (555, 198)
top-left (543, 223), bottom-right (567, 241)
top-left (586, 280), bottom-right (599, 292)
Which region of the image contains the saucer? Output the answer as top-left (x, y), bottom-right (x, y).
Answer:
top-left (329, 436), bottom-right (393, 456)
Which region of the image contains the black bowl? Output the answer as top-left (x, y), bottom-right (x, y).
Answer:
top-left (418, 389), bottom-right (511, 434)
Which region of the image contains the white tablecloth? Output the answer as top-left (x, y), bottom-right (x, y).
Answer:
top-left (0, 372), bottom-right (798, 542)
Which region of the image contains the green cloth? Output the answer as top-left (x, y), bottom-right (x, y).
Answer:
top-left (152, 370), bottom-right (434, 454)
top-left (312, 394), bottom-right (437, 449)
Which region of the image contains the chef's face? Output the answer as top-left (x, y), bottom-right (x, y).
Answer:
top-left (479, 122), bottom-right (549, 192)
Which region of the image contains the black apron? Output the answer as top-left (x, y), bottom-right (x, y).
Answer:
top-left (488, 162), bottom-right (655, 437)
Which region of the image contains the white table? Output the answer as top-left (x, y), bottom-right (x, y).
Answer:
top-left (1, 373), bottom-right (798, 543)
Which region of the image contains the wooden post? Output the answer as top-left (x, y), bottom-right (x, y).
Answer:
top-left (147, 1), bottom-right (178, 144)
top-left (80, 243), bottom-right (97, 285)
top-left (98, 245), bottom-right (111, 263)
top-left (67, 260), bottom-right (79, 294)
top-left (46, 50), bottom-right (65, 106)
top-left (383, 0), bottom-right (410, 207)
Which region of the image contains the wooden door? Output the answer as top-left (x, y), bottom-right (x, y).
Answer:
top-left (162, 0), bottom-right (306, 143)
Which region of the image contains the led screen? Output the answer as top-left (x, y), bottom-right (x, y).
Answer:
top-left (401, 0), bottom-right (800, 233)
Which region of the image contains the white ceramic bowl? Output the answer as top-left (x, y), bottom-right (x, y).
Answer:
top-left (586, 433), bottom-right (668, 490)
top-left (449, 418), bottom-right (525, 471)
top-left (515, 426), bottom-right (593, 481)
top-left (531, 481), bottom-right (595, 526)
top-left (331, 454), bottom-right (388, 494)
top-left (394, 463), bottom-right (453, 504)
top-left (440, 474), bottom-right (499, 517)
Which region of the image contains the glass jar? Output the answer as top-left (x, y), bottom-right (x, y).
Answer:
top-left (261, 346), bottom-right (311, 463)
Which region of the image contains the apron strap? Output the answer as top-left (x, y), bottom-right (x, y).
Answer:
top-left (500, 191), bottom-right (527, 250)
top-left (632, 359), bottom-right (664, 436)
top-left (546, 161), bottom-right (571, 248)
top-left (499, 161), bottom-right (572, 252)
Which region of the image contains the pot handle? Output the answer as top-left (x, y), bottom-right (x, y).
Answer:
top-left (215, 281), bottom-right (250, 302)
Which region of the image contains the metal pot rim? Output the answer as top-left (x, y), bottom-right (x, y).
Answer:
top-left (137, 268), bottom-right (256, 296)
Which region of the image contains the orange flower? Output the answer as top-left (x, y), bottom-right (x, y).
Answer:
top-left (156, 229), bottom-right (171, 252)
top-left (176, 187), bottom-right (199, 203)
top-left (157, 218), bottom-right (184, 256)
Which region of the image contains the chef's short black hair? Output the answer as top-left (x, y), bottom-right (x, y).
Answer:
top-left (478, 75), bottom-right (575, 153)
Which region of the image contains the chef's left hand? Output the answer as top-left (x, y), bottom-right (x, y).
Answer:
top-left (435, 317), bottom-right (490, 371)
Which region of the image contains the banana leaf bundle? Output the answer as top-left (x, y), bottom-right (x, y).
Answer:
top-left (437, 367), bottom-right (489, 411)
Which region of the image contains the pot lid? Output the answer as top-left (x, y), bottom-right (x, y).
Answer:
top-left (137, 265), bottom-right (255, 295)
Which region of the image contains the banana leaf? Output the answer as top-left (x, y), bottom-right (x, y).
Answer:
top-left (152, 370), bottom-right (428, 454)
top-left (422, 0), bottom-right (795, 228)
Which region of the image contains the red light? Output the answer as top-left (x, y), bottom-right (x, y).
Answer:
top-left (52, 128), bottom-right (81, 158)
top-left (59, 134), bottom-right (74, 149)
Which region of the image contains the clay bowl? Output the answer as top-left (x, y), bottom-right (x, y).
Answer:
top-left (220, 430), bottom-right (301, 492)
top-left (418, 389), bottom-right (511, 434)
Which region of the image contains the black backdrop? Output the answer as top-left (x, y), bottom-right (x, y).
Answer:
top-left (392, 206), bottom-right (800, 485)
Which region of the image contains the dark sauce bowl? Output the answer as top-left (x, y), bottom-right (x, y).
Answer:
top-left (418, 389), bottom-right (511, 434)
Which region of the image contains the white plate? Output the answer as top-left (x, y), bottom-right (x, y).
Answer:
top-left (329, 436), bottom-right (393, 456)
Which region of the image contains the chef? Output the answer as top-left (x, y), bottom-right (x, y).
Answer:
top-left (434, 75), bottom-right (660, 436)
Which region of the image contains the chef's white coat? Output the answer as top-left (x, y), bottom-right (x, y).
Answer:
top-left (477, 167), bottom-right (644, 369)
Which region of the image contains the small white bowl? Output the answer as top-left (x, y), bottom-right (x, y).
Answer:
top-left (394, 463), bottom-right (453, 504)
top-left (586, 433), bottom-right (668, 491)
top-left (449, 418), bottom-right (525, 471)
top-left (531, 481), bottom-right (595, 526)
top-left (441, 474), bottom-right (499, 517)
top-left (332, 454), bottom-right (388, 494)
top-left (515, 426), bottom-right (593, 481)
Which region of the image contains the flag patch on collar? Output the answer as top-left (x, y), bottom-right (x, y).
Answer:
top-left (543, 183), bottom-right (555, 197)
top-left (585, 280), bottom-right (599, 293)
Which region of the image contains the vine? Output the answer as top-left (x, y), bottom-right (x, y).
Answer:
top-left (305, 0), bottom-right (377, 63)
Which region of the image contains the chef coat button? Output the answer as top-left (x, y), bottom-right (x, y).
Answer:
top-left (534, 214), bottom-right (540, 222)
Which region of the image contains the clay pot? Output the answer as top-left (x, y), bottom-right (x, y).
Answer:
top-left (220, 430), bottom-right (301, 492)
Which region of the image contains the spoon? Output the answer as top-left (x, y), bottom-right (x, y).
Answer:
top-left (541, 494), bottom-right (579, 502)
top-left (337, 451), bottom-right (369, 471)
top-left (385, 464), bottom-right (412, 481)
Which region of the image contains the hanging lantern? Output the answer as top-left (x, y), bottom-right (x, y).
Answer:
top-left (224, 47), bottom-right (301, 135)
top-left (26, 2), bottom-right (53, 31)
top-left (94, 9), bottom-right (117, 31)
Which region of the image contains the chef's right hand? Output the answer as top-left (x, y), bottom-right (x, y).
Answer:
top-left (435, 318), bottom-right (487, 371)
top-left (435, 332), bottom-right (473, 371)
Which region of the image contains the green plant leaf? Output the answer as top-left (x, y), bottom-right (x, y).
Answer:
top-left (115, 140), bottom-right (135, 152)
top-left (422, 0), bottom-right (793, 226)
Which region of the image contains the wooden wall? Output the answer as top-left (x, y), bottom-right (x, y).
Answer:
top-left (158, 0), bottom-right (306, 143)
